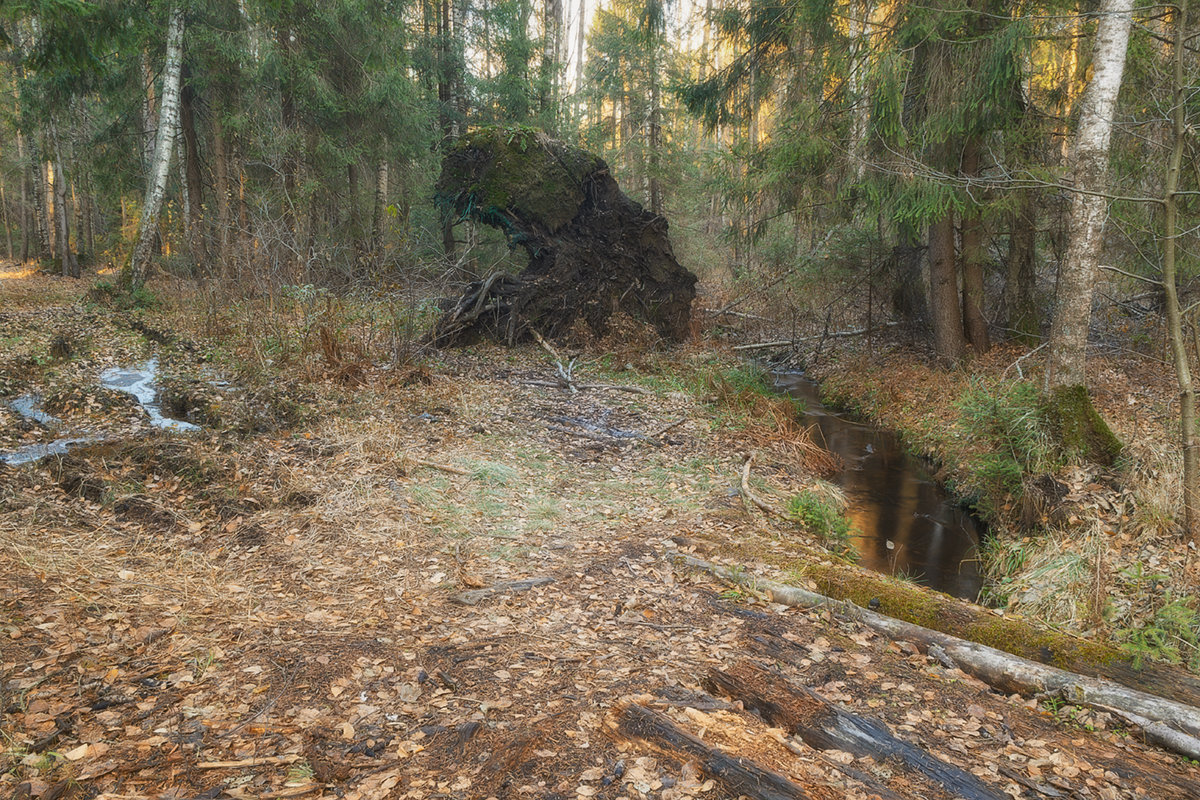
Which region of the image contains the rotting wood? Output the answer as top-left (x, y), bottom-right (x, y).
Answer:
top-left (613, 702), bottom-right (810, 800)
top-left (706, 661), bottom-right (1007, 800)
top-left (680, 554), bottom-right (1200, 760)
top-left (452, 577), bottom-right (555, 605)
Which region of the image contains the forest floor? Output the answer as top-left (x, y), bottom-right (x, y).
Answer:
top-left (2, 265), bottom-right (1200, 800)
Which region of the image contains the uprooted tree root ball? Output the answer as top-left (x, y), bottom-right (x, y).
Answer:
top-left (428, 127), bottom-right (698, 346)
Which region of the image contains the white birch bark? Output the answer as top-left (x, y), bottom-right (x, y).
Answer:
top-left (128, 6), bottom-right (185, 290)
top-left (1045, 0), bottom-right (1136, 389)
top-left (372, 160), bottom-right (388, 253)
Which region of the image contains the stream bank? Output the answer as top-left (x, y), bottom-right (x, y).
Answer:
top-left (804, 342), bottom-right (1200, 673)
top-left (774, 372), bottom-right (985, 601)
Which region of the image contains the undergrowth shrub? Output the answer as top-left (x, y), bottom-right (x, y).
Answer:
top-left (954, 379), bottom-right (1057, 518)
top-left (1118, 595), bottom-right (1200, 671)
top-left (786, 490), bottom-right (851, 543)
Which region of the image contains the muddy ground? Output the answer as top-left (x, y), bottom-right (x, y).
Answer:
top-left (2, 267), bottom-right (1198, 800)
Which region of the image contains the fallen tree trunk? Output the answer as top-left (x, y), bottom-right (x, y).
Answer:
top-left (681, 555), bottom-right (1200, 760)
top-left (428, 128), bottom-right (697, 346)
top-left (746, 553), bottom-right (1200, 709)
top-left (613, 703), bottom-right (810, 800)
top-left (706, 661), bottom-right (1006, 800)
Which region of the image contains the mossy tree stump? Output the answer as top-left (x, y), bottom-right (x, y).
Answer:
top-left (428, 127), bottom-right (698, 345)
top-left (1044, 385), bottom-right (1122, 466)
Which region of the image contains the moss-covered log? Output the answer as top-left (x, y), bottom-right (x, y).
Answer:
top-left (428, 127), bottom-right (697, 345)
top-left (681, 554), bottom-right (1200, 759)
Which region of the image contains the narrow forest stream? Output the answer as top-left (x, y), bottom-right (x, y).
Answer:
top-left (775, 373), bottom-right (985, 600)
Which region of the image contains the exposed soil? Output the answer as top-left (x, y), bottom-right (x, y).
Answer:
top-left (2, 267), bottom-right (1198, 800)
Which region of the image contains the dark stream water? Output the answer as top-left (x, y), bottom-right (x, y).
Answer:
top-left (775, 373), bottom-right (984, 600)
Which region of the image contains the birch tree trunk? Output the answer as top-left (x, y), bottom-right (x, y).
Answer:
top-left (126, 6), bottom-right (185, 290)
top-left (1045, 0), bottom-right (1135, 389)
top-left (373, 160), bottom-right (388, 257)
top-left (28, 138), bottom-right (50, 258)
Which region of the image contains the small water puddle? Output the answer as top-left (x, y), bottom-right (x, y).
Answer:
top-left (99, 359), bottom-right (200, 432)
top-left (2, 360), bottom-right (199, 467)
top-left (775, 373), bottom-right (984, 600)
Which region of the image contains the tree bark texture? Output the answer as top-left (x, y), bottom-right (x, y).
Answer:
top-left (1005, 187), bottom-right (1039, 340)
top-left (1, 185), bottom-right (13, 260)
top-left (927, 213), bottom-right (966, 363)
top-left (706, 662), bottom-right (1006, 800)
top-left (429, 130), bottom-right (697, 345)
top-left (1160, 0), bottom-right (1197, 543)
top-left (180, 69), bottom-right (205, 261)
top-left (960, 137), bottom-right (990, 354)
top-left (49, 122), bottom-right (77, 278)
top-left (213, 109), bottom-right (233, 275)
top-left (1045, 0), bottom-right (1135, 389)
top-left (127, 6), bottom-right (185, 290)
top-left (28, 137), bottom-right (50, 258)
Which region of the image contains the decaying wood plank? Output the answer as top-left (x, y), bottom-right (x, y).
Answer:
top-left (613, 703), bottom-right (809, 800)
top-left (452, 577), bottom-right (554, 605)
top-left (706, 661), bottom-right (1006, 800)
top-left (680, 555), bottom-right (1200, 760)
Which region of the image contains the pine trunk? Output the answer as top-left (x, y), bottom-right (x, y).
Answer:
top-left (960, 137), bottom-right (990, 354)
top-left (1004, 187), bottom-right (1039, 341)
top-left (18, 134), bottom-right (29, 262)
top-left (127, 6), bottom-right (185, 290)
top-left (213, 110), bottom-right (233, 275)
top-left (180, 70), bottom-right (205, 262)
top-left (1, 185), bottom-right (12, 261)
top-left (648, 48), bottom-right (663, 216)
top-left (928, 214), bottom-right (966, 364)
top-left (1045, 0), bottom-right (1135, 389)
top-left (49, 122), bottom-right (78, 278)
top-left (277, 24), bottom-right (298, 270)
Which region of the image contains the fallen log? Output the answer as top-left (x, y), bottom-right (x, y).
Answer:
top-left (736, 553), bottom-right (1200, 710)
top-left (706, 661), bottom-right (1006, 800)
top-left (680, 554), bottom-right (1200, 760)
top-left (731, 323), bottom-right (901, 352)
top-left (613, 703), bottom-right (809, 800)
